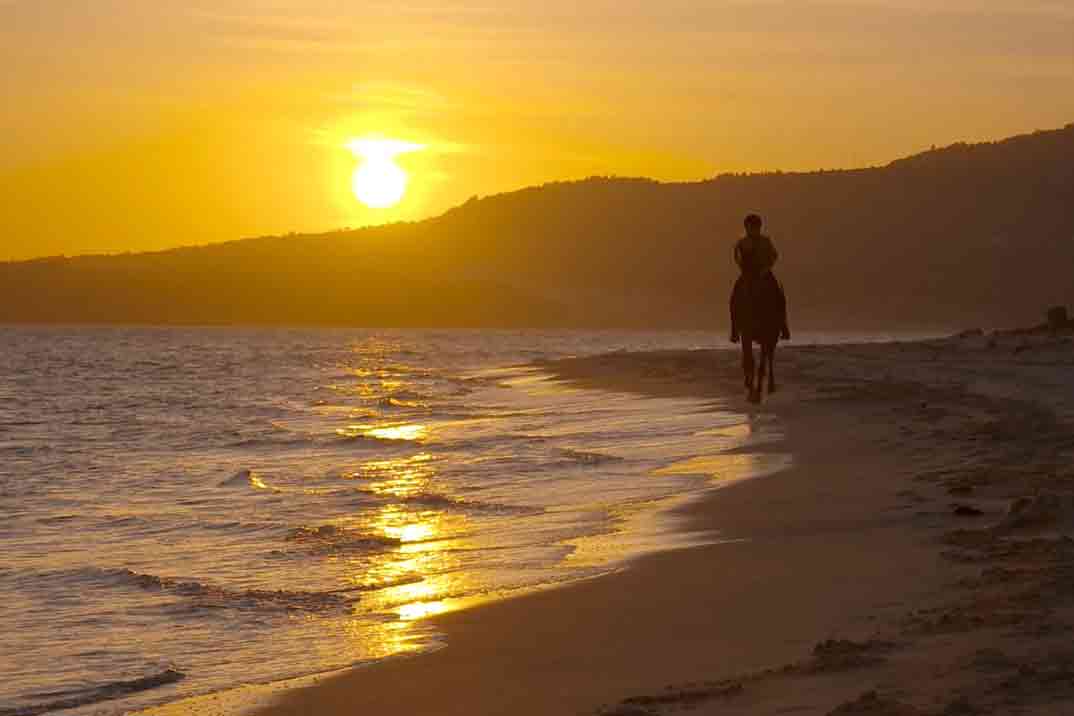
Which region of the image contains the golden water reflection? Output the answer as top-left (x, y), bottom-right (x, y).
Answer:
top-left (359, 520), bottom-right (471, 622)
top-left (345, 452), bottom-right (478, 632)
top-left (653, 451), bottom-right (790, 485)
top-left (354, 452), bottom-right (434, 498)
top-left (696, 417), bottom-right (781, 445)
top-left (566, 452), bottom-right (790, 568)
top-left (368, 423), bottom-right (428, 441)
top-left (335, 422), bottom-right (428, 442)
top-left (338, 612), bottom-right (437, 661)
top-left (338, 442), bottom-right (779, 656)
top-left (695, 422), bottom-right (753, 440)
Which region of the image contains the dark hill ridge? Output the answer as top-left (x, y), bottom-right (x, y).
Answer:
top-left (3, 123), bottom-right (1073, 329)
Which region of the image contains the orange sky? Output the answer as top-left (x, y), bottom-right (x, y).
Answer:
top-left (2, 0), bottom-right (1073, 260)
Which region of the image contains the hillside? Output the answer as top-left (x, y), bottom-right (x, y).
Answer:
top-left (2, 124), bottom-right (1073, 329)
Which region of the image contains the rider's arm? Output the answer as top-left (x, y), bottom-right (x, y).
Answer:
top-left (764, 237), bottom-right (779, 270)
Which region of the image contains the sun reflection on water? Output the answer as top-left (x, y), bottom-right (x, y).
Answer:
top-left (653, 451), bottom-right (790, 484)
top-left (352, 453), bottom-right (435, 498)
top-left (367, 423), bottom-right (427, 441)
top-left (397, 600), bottom-right (449, 620)
top-left (343, 453), bottom-right (479, 631)
top-left (338, 614), bottom-right (437, 660)
top-left (335, 423), bottom-right (428, 441)
top-left (318, 361), bottom-right (780, 670)
top-left (360, 531), bottom-right (472, 621)
top-left (370, 504), bottom-right (450, 542)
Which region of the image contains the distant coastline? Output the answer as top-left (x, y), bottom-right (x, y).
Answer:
top-left (3, 123), bottom-right (1072, 330)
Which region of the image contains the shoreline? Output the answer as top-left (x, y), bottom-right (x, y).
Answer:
top-left (235, 344), bottom-right (952, 716)
top-left (137, 360), bottom-right (781, 716)
top-left (152, 333), bottom-right (1074, 715)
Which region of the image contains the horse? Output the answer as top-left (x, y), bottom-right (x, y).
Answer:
top-left (732, 274), bottom-right (786, 404)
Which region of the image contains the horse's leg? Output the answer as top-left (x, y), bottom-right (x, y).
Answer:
top-left (755, 341), bottom-right (768, 402)
top-left (767, 342), bottom-right (777, 394)
top-left (741, 335), bottom-right (755, 392)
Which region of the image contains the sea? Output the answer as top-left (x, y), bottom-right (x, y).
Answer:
top-left (0, 326), bottom-right (897, 716)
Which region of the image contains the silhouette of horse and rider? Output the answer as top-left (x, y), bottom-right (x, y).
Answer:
top-left (729, 213), bottom-right (790, 404)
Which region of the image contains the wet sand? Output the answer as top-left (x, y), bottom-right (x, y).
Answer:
top-left (227, 333), bottom-right (1074, 715)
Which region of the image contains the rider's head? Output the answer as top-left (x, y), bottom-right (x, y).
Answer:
top-left (744, 214), bottom-right (763, 236)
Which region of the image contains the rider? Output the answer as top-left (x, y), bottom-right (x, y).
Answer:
top-left (730, 213), bottom-right (790, 343)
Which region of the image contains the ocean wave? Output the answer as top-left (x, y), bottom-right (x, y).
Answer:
top-left (436, 433), bottom-right (549, 452)
top-left (223, 434), bottom-right (315, 449)
top-left (103, 568), bottom-right (361, 614)
top-left (377, 396), bottom-right (430, 411)
top-left (558, 448), bottom-right (623, 466)
top-left (448, 374), bottom-right (500, 388)
top-left (1, 445), bottom-right (50, 457)
top-left (2, 668), bottom-right (185, 716)
top-left (34, 513), bottom-right (82, 525)
top-left (96, 513), bottom-right (155, 529)
top-left (382, 388), bottom-right (432, 403)
top-left (218, 469), bottom-right (281, 492)
top-left (91, 512), bottom-right (285, 536)
top-left (286, 525), bottom-right (400, 555)
top-left (361, 491), bottom-right (541, 517)
top-left (332, 431), bottom-right (418, 446)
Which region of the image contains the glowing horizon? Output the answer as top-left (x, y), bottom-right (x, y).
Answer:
top-left (2, 1), bottom-right (1073, 260)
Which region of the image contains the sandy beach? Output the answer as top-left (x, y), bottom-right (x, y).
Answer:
top-left (199, 330), bottom-right (1073, 716)
top-left (7, 7), bottom-right (1074, 713)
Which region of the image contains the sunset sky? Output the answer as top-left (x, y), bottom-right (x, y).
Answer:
top-left (2, 0), bottom-right (1073, 261)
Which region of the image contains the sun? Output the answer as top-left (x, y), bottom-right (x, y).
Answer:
top-left (346, 138), bottom-right (424, 209)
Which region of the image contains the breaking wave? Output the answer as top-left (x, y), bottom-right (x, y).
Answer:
top-left (1, 668), bottom-right (185, 716)
top-left (357, 490), bottom-right (541, 517)
top-left (559, 448), bottom-right (623, 465)
top-left (217, 469), bottom-right (281, 492)
top-left (285, 525), bottom-right (401, 555)
top-left (104, 568), bottom-right (361, 614)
